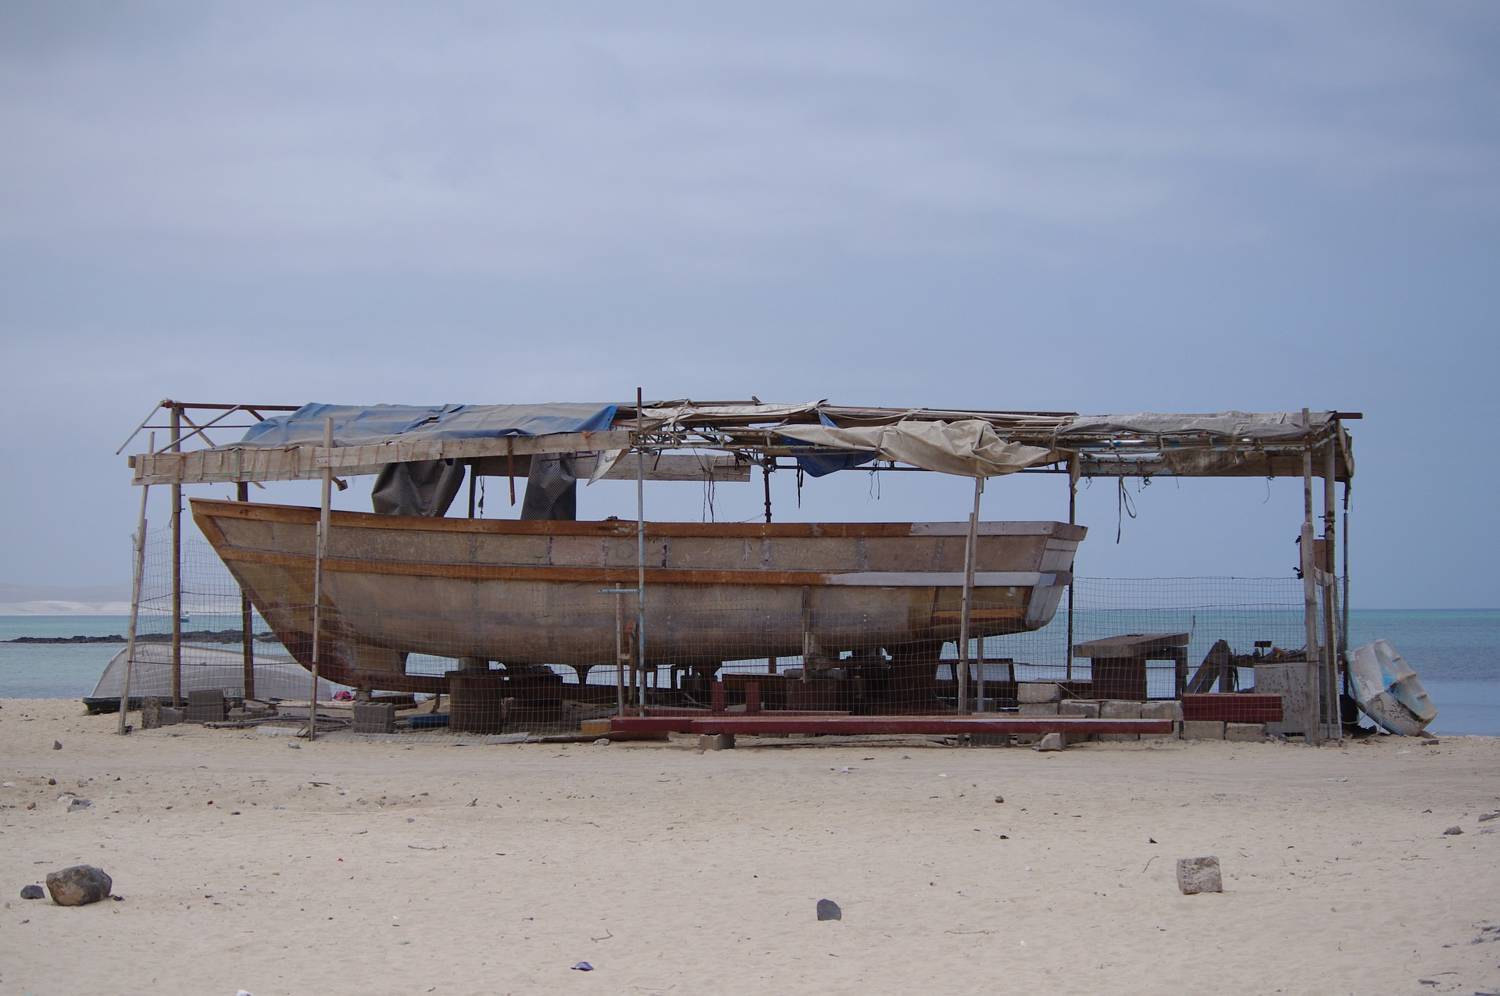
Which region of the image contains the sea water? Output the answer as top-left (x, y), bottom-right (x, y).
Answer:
top-left (2, 610), bottom-right (1496, 734)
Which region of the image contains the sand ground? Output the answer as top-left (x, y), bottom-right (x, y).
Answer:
top-left (1, 699), bottom-right (1498, 996)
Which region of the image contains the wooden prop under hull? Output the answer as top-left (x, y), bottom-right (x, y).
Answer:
top-left (191, 500), bottom-right (1084, 694)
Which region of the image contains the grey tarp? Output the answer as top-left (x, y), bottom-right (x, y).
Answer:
top-left (239, 401), bottom-right (619, 447)
top-left (776, 419), bottom-right (1056, 478)
top-left (371, 460), bottom-right (466, 516)
top-left (1054, 411), bottom-right (1335, 441)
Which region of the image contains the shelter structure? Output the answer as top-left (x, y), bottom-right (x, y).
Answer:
top-left (118, 397), bottom-right (1357, 744)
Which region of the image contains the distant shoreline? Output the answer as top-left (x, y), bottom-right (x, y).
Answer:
top-left (4, 628), bottom-right (274, 645)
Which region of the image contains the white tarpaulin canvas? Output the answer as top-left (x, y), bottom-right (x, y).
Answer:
top-left (777, 419), bottom-right (1056, 478)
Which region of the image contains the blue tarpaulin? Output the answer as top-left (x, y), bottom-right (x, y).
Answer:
top-left (238, 402), bottom-right (619, 447)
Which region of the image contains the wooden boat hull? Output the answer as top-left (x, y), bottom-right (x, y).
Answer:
top-left (191, 500), bottom-right (1084, 693)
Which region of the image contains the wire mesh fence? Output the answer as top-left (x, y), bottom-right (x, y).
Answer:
top-left (120, 527), bottom-right (1337, 738)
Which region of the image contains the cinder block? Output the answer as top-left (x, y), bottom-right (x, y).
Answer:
top-left (1182, 720), bottom-right (1225, 740)
top-left (184, 689), bottom-right (226, 724)
top-left (1015, 701), bottom-right (1057, 745)
top-left (1058, 700), bottom-right (1100, 717)
top-left (1016, 682), bottom-right (1062, 704)
top-left (141, 697), bottom-right (163, 730)
top-left (1140, 700), bottom-right (1183, 739)
top-left (1141, 700), bottom-right (1184, 721)
top-left (1057, 700), bottom-right (1099, 744)
top-left (1225, 722), bottom-right (1266, 743)
top-left (352, 701), bottom-right (396, 734)
top-left (1099, 699), bottom-right (1141, 741)
top-left (159, 707), bottom-right (184, 727)
top-left (698, 733), bottom-right (735, 751)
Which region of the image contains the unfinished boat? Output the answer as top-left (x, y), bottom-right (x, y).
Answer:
top-left (191, 499), bottom-right (1083, 694)
top-left (84, 643), bottom-right (335, 713)
top-left (1347, 639), bottom-right (1437, 736)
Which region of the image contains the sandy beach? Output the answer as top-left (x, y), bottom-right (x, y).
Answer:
top-left (1, 700), bottom-right (1497, 995)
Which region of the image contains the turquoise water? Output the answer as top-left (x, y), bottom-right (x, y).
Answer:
top-left (2, 610), bottom-right (1496, 734)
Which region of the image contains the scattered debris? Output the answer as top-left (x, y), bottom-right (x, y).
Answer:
top-left (20, 884), bottom-right (44, 900)
top-left (570, 962), bottom-right (594, 972)
top-left (1478, 812), bottom-right (1500, 823)
top-left (45, 865), bottom-right (113, 906)
top-left (1176, 856), bottom-right (1223, 895)
top-left (994, 795), bottom-right (1004, 804)
top-left (1422, 738), bottom-right (1440, 746)
top-left (1443, 826), bottom-right (1464, 836)
top-left (52, 740), bottom-right (62, 751)
top-left (816, 898), bottom-right (842, 921)
top-left (58, 795), bottom-right (92, 813)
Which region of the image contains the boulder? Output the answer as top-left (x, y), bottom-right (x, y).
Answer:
top-left (45, 865), bottom-right (113, 906)
top-left (1032, 732), bottom-right (1065, 752)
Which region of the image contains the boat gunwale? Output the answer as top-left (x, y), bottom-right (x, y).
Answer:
top-left (190, 498), bottom-right (1087, 541)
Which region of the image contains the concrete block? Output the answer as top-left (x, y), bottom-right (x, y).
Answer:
top-left (1140, 700), bottom-right (1183, 739)
top-left (1225, 722), bottom-right (1267, 743)
top-left (1254, 662), bottom-right (1306, 736)
top-left (1056, 700), bottom-right (1098, 744)
top-left (698, 733), bottom-right (735, 751)
top-left (1140, 700), bottom-right (1184, 721)
top-left (1182, 720), bottom-right (1225, 740)
top-left (1099, 700), bottom-right (1141, 741)
top-left (141, 697), bottom-right (163, 730)
top-left (1016, 681), bottom-right (1062, 704)
top-left (352, 701), bottom-right (396, 734)
top-left (184, 689), bottom-right (226, 724)
top-left (1015, 701), bottom-right (1057, 744)
top-left (1176, 856), bottom-right (1223, 895)
top-left (1032, 732), bottom-right (1065, 752)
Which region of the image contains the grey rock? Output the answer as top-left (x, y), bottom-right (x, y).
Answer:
top-left (1477, 811), bottom-right (1500, 823)
top-left (1032, 732), bottom-right (1065, 752)
top-left (816, 898), bottom-right (842, 921)
top-left (1176, 856), bottom-right (1223, 895)
top-left (1442, 825), bottom-right (1463, 836)
top-left (52, 740), bottom-right (62, 750)
top-left (58, 795), bottom-right (92, 813)
top-left (20, 884), bottom-right (44, 900)
top-left (45, 865), bottom-right (112, 906)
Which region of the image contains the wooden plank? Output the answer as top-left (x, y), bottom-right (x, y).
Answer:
top-left (190, 498), bottom-right (1075, 540)
top-left (1073, 632), bottom-right (1190, 657)
top-left (612, 715), bottom-right (1174, 736)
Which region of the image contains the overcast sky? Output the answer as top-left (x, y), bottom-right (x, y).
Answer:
top-left (1, 1), bottom-right (1496, 608)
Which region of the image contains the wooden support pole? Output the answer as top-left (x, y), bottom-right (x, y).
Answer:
top-left (467, 465), bottom-right (477, 519)
top-left (310, 417), bottom-right (333, 741)
top-left (1066, 457), bottom-right (1078, 682)
top-left (635, 387), bottom-right (648, 714)
top-left (169, 404), bottom-right (183, 707)
top-left (1341, 481), bottom-right (1352, 701)
top-left (956, 476), bottom-right (983, 714)
top-left (118, 471), bottom-right (151, 734)
top-left (1300, 420), bottom-right (1323, 746)
top-left (237, 480), bottom-right (255, 701)
top-left (1322, 441), bottom-right (1342, 740)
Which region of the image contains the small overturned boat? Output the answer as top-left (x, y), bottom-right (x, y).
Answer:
top-left (1347, 639), bottom-right (1437, 735)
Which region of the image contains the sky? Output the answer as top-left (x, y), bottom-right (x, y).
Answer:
top-left (0, 1), bottom-right (1496, 609)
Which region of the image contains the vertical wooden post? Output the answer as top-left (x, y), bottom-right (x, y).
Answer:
top-left (467, 465), bottom-right (477, 519)
top-left (1299, 416), bottom-right (1323, 746)
top-left (1065, 456), bottom-right (1078, 682)
top-left (1322, 440), bottom-right (1342, 740)
top-left (118, 475), bottom-right (151, 734)
top-left (309, 417), bottom-right (333, 741)
top-left (237, 480), bottom-right (255, 701)
top-left (1341, 481), bottom-right (1351, 701)
top-left (956, 476), bottom-right (983, 714)
top-left (169, 404), bottom-right (183, 707)
top-left (614, 590), bottom-right (625, 716)
top-left (635, 387), bottom-right (648, 714)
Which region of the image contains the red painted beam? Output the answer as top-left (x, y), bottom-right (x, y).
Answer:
top-left (611, 715), bottom-right (1174, 736)
top-left (1182, 694), bottom-right (1283, 724)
